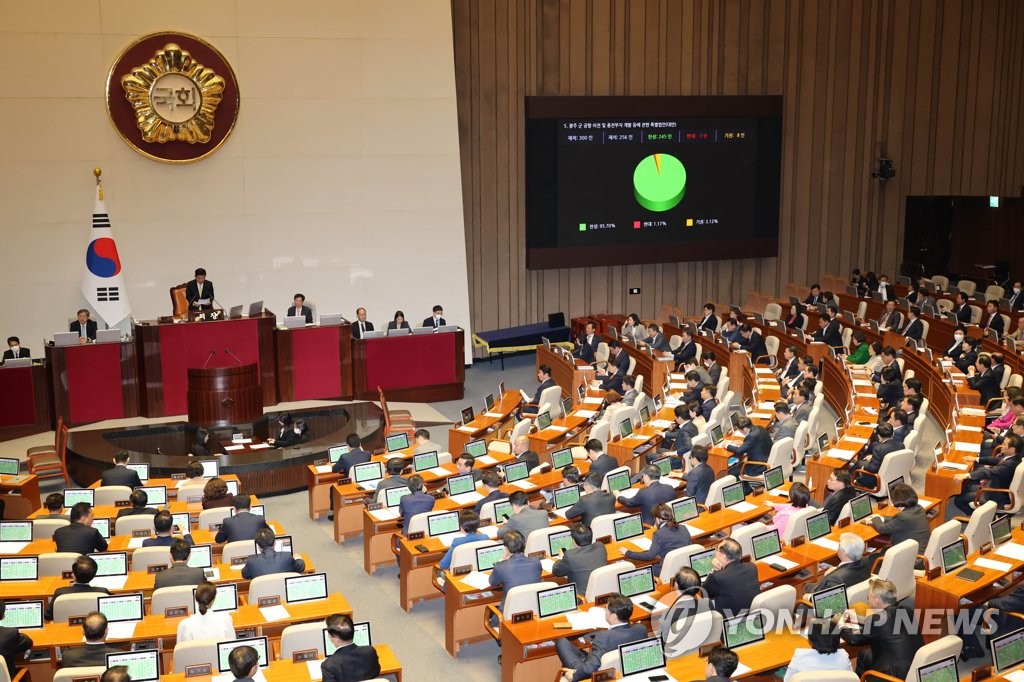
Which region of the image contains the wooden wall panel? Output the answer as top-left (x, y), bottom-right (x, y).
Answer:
top-left (452, 0), bottom-right (1024, 334)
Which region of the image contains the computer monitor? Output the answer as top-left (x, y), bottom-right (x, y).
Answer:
top-left (461, 406), bottom-right (475, 424)
top-left (915, 656), bottom-right (958, 682)
top-left (804, 511), bottom-right (831, 542)
top-left (465, 439), bottom-right (488, 458)
top-left (385, 486), bottom-right (412, 508)
top-left (728, 412), bottom-right (740, 433)
top-left (617, 418), bottom-right (633, 440)
top-left (762, 466), bottom-right (785, 492)
top-left (576, 384), bottom-right (585, 402)
top-left (817, 433), bottom-right (831, 454)
top-left (352, 462), bottom-right (383, 484)
top-left (126, 463), bottom-right (150, 482)
top-left (548, 529), bottom-right (575, 557)
top-left (89, 552), bottom-right (128, 577)
top-left (849, 493), bottom-right (872, 522)
top-left (0, 458), bottom-right (19, 476)
top-left (604, 469), bottom-right (631, 494)
top-left (193, 583), bottom-right (238, 613)
top-left (639, 404), bottom-right (651, 424)
top-left (810, 584), bottom-right (849, 619)
top-left (550, 448), bottom-right (573, 470)
top-left (447, 474), bottom-right (476, 497)
top-left (498, 381), bottom-right (506, 399)
top-left (323, 622), bottom-right (372, 656)
top-left (0, 521), bottom-right (32, 543)
top-left (225, 480), bottom-right (239, 496)
top-left (248, 301), bottom-right (264, 316)
top-left (135, 485), bottom-right (167, 506)
top-left (536, 411), bottom-right (553, 430)
top-left (484, 393), bottom-right (496, 411)
top-left (537, 583), bottom-right (578, 619)
top-left (427, 511), bottom-right (460, 537)
top-left (940, 538), bottom-right (968, 574)
top-left (171, 512), bottom-right (190, 534)
top-left (618, 637), bottom-right (666, 677)
top-left (0, 557), bottom-right (37, 581)
top-left (652, 456), bottom-right (672, 477)
top-left (285, 573), bottom-right (328, 603)
top-left (990, 626), bottom-right (1024, 673)
top-left (62, 488), bottom-right (94, 508)
top-left (216, 636), bottom-right (269, 673)
top-left (413, 451), bottom-right (440, 472)
top-left (886, 476), bottom-right (905, 496)
top-left (385, 433), bottom-right (410, 452)
top-left (92, 518), bottom-right (110, 540)
top-left (493, 500), bottom-right (513, 523)
top-left (613, 513), bottom-right (644, 542)
top-left (750, 528), bottom-right (782, 561)
top-left (98, 593), bottom-right (144, 623)
top-left (722, 482), bottom-right (745, 508)
top-left (710, 424), bottom-right (724, 445)
top-left (670, 497), bottom-right (699, 523)
top-left (617, 566), bottom-right (655, 598)
top-left (502, 461), bottom-right (529, 483)
top-left (230, 505), bottom-right (264, 518)
top-left (552, 485), bottom-right (581, 510)
top-left (561, 397), bottom-right (574, 417)
top-left (273, 535), bottom-right (293, 555)
top-left (327, 445), bottom-right (350, 464)
top-left (689, 547), bottom-right (717, 577)
top-left (992, 515), bottom-right (1013, 547)
top-left (0, 600), bottom-right (42, 629)
top-left (723, 612), bottom-right (766, 649)
top-left (105, 650), bottom-right (160, 682)
top-left (199, 460), bottom-right (220, 477)
top-left (474, 543), bottom-right (505, 571)
top-left (186, 544), bottom-right (213, 569)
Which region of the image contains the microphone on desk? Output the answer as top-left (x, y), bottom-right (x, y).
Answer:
top-left (224, 348), bottom-right (243, 366)
top-left (156, 447), bottom-right (164, 456)
top-left (202, 349), bottom-right (216, 368)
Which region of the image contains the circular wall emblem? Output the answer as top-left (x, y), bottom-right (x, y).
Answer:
top-left (106, 32), bottom-right (240, 163)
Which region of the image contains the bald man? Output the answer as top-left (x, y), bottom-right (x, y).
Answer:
top-left (512, 436), bottom-right (540, 473)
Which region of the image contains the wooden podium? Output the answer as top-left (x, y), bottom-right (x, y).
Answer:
top-left (187, 364), bottom-right (262, 426)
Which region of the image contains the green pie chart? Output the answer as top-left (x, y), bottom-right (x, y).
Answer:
top-left (633, 153), bottom-right (687, 212)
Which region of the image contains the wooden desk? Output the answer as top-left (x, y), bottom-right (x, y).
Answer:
top-left (666, 630), bottom-right (810, 679)
top-left (449, 391), bottom-right (522, 455)
top-left (0, 474), bottom-right (40, 511)
top-left (535, 345), bottom-right (593, 406)
top-left (159, 646), bottom-right (401, 682)
top-left (529, 414), bottom-right (592, 458)
top-left (46, 340), bottom-right (140, 426)
top-left (0, 363), bottom-right (52, 442)
top-left (352, 329), bottom-right (465, 402)
top-left (307, 465), bottom-right (341, 521)
top-left (274, 322), bottom-right (353, 401)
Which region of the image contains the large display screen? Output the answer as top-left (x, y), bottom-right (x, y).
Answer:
top-left (526, 96), bottom-right (782, 268)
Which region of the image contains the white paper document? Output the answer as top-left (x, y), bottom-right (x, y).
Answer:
top-left (995, 542), bottom-right (1024, 561)
top-left (369, 508), bottom-right (400, 522)
top-left (105, 621), bottom-right (138, 639)
top-left (91, 575), bottom-right (128, 590)
top-left (650, 419), bottom-right (674, 429)
top-left (961, 407), bottom-right (986, 416)
top-left (575, 410), bottom-right (598, 419)
top-left (484, 411), bottom-right (504, 418)
top-left (306, 661), bottom-right (324, 681)
top-left (249, 443), bottom-right (272, 450)
top-left (748, 412), bottom-right (773, 419)
top-left (938, 461), bottom-right (969, 471)
top-left (728, 501), bottom-right (758, 513)
top-left (957, 425), bottom-right (983, 432)
top-left (259, 605), bottom-right (291, 622)
top-left (314, 465), bottom-right (333, 474)
top-left (449, 491), bottom-right (484, 506)
top-left (541, 558), bottom-right (555, 573)
top-left (829, 449), bottom-right (857, 462)
top-left (812, 537), bottom-right (840, 551)
top-left (541, 426), bottom-right (569, 434)
top-left (582, 397), bottom-right (604, 405)
top-left (460, 570), bottom-right (493, 590)
top-left (845, 437), bottom-right (869, 444)
top-left (566, 607), bottom-right (609, 630)
top-left (617, 488), bottom-right (641, 500)
top-left (427, 467), bottom-right (450, 477)
top-left (457, 426), bottom-right (477, 433)
top-left (974, 558), bottom-right (1013, 573)
top-left (223, 444), bottom-right (245, 451)
top-left (438, 532), bottom-right (462, 548)
top-left (630, 537), bottom-right (653, 551)
top-left (510, 480), bottom-right (534, 490)
top-left (0, 542), bottom-right (29, 554)
top-left (476, 455), bottom-right (497, 466)
top-left (756, 556), bottom-right (798, 570)
top-left (952, 441), bottom-right (982, 453)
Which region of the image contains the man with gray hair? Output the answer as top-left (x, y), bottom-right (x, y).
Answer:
top-left (512, 435), bottom-right (540, 473)
top-left (840, 578), bottom-right (923, 679)
top-left (802, 532), bottom-right (871, 595)
top-left (704, 538), bottom-right (759, 616)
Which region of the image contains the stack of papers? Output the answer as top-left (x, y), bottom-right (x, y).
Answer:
top-left (91, 575), bottom-right (128, 590)
top-left (729, 501), bottom-right (758, 513)
top-left (953, 442), bottom-right (982, 453)
top-left (756, 556), bottom-right (798, 570)
top-left (484, 411), bottom-right (504, 418)
top-left (938, 461), bottom-right (969, 471)
top-left (566, 607), bottom-right (609, 630)
top-left (127, 537), bottom-right (147, 549)
top-left (975, 558), bottom-right (1013, 573)
top-left (0, 542), bottom-right (29, 554)
top-left (223, 444), bottom-right (245, 452)
top-left (510, 480), bottom-right (534, 490)
top-left (306, 661), bottom-right (324, 681)
top-left (575, 410), bottom-right (598, 419)
top-left (617, 488), bottom-right (641, 500)
top-left (249, 443), bottom-right (272, 450)
top-left (845, 436), bottom-right (868, 444)
top-left (438, 533), bottom-right (461, 548)
top-left (957, 425), bottom-right (983, 433)
top-left (748, 411), bottom-right (773, 419)
top-left (961, 407), bottom-right (986, 416)
top-left (476, 455), bottom-right (498, 466)
top-left (682, 524), bottom-right (701, 536)
top-left (427, 467), bottom-right (450, 477)
top-left (314, 464), bottom-right (333, 474)
top-left (480, 526), bottom-right (500, 539)
top-left (457, 426), bottom-right (477, 433)
top-left (650, 419), bottom-right (673, 429)
top-left (449, 491), bottom-right (484, 506)
top-left (812, 537), bottom-right (840, 551)
top-left (659, 477), bottom-right (682, 489)
top-left (541, 425), bottom-right (569, 434)
top-left (829, 449), bottom-right (857, 462)
top-left (460, 571), bottom-right (493, 590)
top-left (259, 604), bottom-right (290, 622)
top-left (630, 537), bottom-right (653, 551)
top-left (106, 622), bottom-right (138, 639)
top-left (995, 542), bottom-right (1024, 561)
top-left (368, 508), bottom-right (400, 522)
top-left (582, 396), bottom-right (604, 405)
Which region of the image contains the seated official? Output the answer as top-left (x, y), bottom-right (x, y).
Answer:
top-left (620, 503), bottom-right (692, 573)
top-left (552, 522), bottom-right (606, 594)
top-left (450, 453), bottom-right (482, 486)
top-left (216, 494), bottom-right (269, 543)
top-left (956, 336), bottom-right (980, 375)
top-left (866, 483), bottom-right (929, 557)
top-left (704, 646), bottom-right (740, 682)
top-left (791, 385), bottom-right (814, 423)
top-left (241, 527), bottom-right (306, 579)
top-left (821, 468), bottom-right (857, 525)
top-left (679, 446), bottom-right (714, 505)
top-left (900, 306), bottom-right (924, 341)
top-left (373, 457), bottom-right (411, 504)
top-left (839, 578), bottom-right (922, 679)
top-left (802, 533), bottom-right (870, 595)
top-left (983, 300), bottom-right (1005, 336)
top-left (704, 538), bottom-right (759, 616)
top-left (0, 600), bottom-right (32, 678)
top-left (59, 612), bottom-right (125, 668)
top-left (877, 299), bottom-right (902, 331)
top-left (45, 556), bottom-right (110, 621)
top-left (622, 312), bottom-right (647, 342)
top-left (511, 435), bottom-right (541, 472)
top-left (804, 283), bottom-right (823, 305)
top-left (322, 614), bottom-right (381, 682)
top-left (596, 362), bottom-right (624, 393)
top-left (272, 413), bottom-right (294, 441)
top-left (185, 267), bottom-right (214, 311)
top-left (101, 449), bottom-right (143, 487)
top-left (770, 401), bottom-right (799, 443)
top-left (333, 433), bottom-right (371, 476)
top-left (726, 416), bottom-right (772, 485)
top-left (620, 374), bottom-right (639, 404)
top-left (489, 530), bottom-right (542, 616)
top-left (846, 329), bottom-right (870, 364)
top-left (423, 304), bottom-right (446, 328)
top-left (387, 310), bottom-right (411, 331)
top-left (618, 465), bottom-right (674, 525)
top-left (191, 427), bottom-right (223, 456)
top-left (783, 620), bottom-right (854, 682)
top-left (521, 364), bottom-right (557, 418)
top-left (2, 336), bottom-right (28, 362)
top-left (555, 593), bottom-right (648, 682)
top-left (944, 327), bottom-right (967, 359)
top-left (287, 293), bottom-right (313, 324)
top-left (732, 324), bottom-right (768, 362)
top-left (497, 491), bottom-right (548, 540)
top-left (53, 502), bottom-right (108, 555)
top-left (474, 470), bottom-right (508, 515)
top-left (875, 365), bottom-right (904, 415)
top-left (657, 402), bottom-right (699, 466)
top-left (768, 482), bottom-right (811, 536)
top-left (398, 475), bottom-right (435, 536)
top-left (784, 303), bottom-right (806, 331)
top-left (178, 581), bottom-right (236, 643)
top-left (672, 329), bottom-right (697, 368)
top-left (273, 418), bottom-right (309, 448)
top-left (115, 489), bottom-right (159, 520)
top-left (70, 308), bottom-right (98, 342)
top-left (606, 339), bottom-right (631, 374)
top-left (953, 433), bottom-right (1024, 516)
top-left (967, 353), bottom-right (1002, 407)
top-left (702, 350), bottom-right (723, 386)
top-left (851, 422), bottom-right (899, 488)
top-left (413, 428), bottom-right (443, 455)
top-left (438, 510), bottom-right (488, 571)
top-left (809, 314), bottom-right (843, 350)
top-left (352, 307), bottom-right (374, 339)
top-left (644, 323), bottom-right (672, 353)
top-left (228, 646), bottom-right (260, 682)
top-left (696, 302), bottom-right (718, 332)
top-left (656, 568), bottom-right (709, 651)
top-left (38, 492), bottom-right (67, 519)
top-left (143, 510), bottom-right (194, 547)
top-left (201, 477), bottom-right (233, 509)
top-left (155, 539), bottom-right (206, 590)
top-left (565, 472), bottom-right (616, 525)
top-left (583, 438), bottom-right (617, 480)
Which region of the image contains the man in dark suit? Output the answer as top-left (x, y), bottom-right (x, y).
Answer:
top-left (2, 336), bottom-right (28, 362)
top-left (695, 303), bottom-right (718, 332)
top-left (114, 489), bottom-right (159, 524)
top-left (512, 436), bottom-right (541, 473)
top-left (680, 371), bottom-right (703, 406)
top-left (1009, 282), bottom-right (1024, 312)
top-left (583, 439), bottom-right (617, 480)
top-left (954, 291), bottom-right (973, 324)
top-left (45, 556), bottom-right (111, 621)
top-left (287, 293), bottom-right (313, 324)
top-left (489, 531), bottom-right (542, 615)
top-left (877, 300), bottom-right (903, 331)
top-left (608, 340), bottom-right (631, 374)
top-left (574, 322), bottom-right (600, 363)
top-left (497, 491), bottom-right (549, 540)
top-left (644, 324), bottom-right (672, 353)
top-left (555, 593), bottom-right (648, 682)
top-left (968, 354), bottom-right (1002, 407)
top-left (0, 601), bottom-right (32, 677)
top-left (215, 494), bottom-right (269, 543)
top-left (100, 450), bottom-right (143, 488)
top-left (184, 268), bottom-right (214, 311)
top-left (851, 423), bottom-right (900, 488)
top-left (876, 275), bottom-right (894, 302)
top-left (659, 404), bottom-right (698, 464)
top-left (522, 365), bottom-right (557, 418)
top-left (703, 646), bottom-right (741, 682)
top-left (321, 614), bottom-right (381, 682)
top-left (59, 612), bottom-right (126, 668)
top-left (889, 409), bottom-right (911, 447)
top-left (241, 528), bottom-right (306, 579)
top-left (332, 433), bottom-right (370, 476)
top-left (227, 646), bottom-right (260, 682)
top-left (596, 362), bottom-right (624, 393)
top-left (551, 523), bottom-right (607, 594)
top-left (372, 457), bottom-right (411, 504)
top-left (154, 539), bottom-right (206, 590)
top-left (352, 307), bottom-right (374, 339)
top-left (53, 502), bottom-right (107, 555)
top-left (802, 532), bottom-right (870, 594)
top-left (422, 305), bottom-right (446, 329)
top-left (704, 538), bottom-right (760, 616)
top-left (70, 309), bottom-right (98, 342)
top-left (38, 492), bottom-right (67, 519)
top-left (776, 345), bottom-right (799, 384)
top-left (398, 475), bottom-right (435, 535)
top-left (869, 346), bottom-right (901, 384)
top-left (810, 315), bottom-right (843, 349)
top-left (672, 329), bottom-right (697, 368)
top-left (733, 324), bottom-right (768, 363)
top-left (702, 351), bottom-right (723, 386)
top-left (726, 416), bottom-right (772, 486)
top-left (564, 473), bottom-right (616, 526)
top-left (821, 468), bottom-right (858, 525)
top-left (680, 446), bottom-right (715, 505)
top-left (804, 284), bottom-right (823, 305)
top-left (143, 510), bottom-right (194, 547)
top-left (954, 434), bottom-right (1024, 515)
top-left (618, 465), bottom-right (675, 525)
top-left (474, 470), bottom-right (508, 515)
top-left (840, 578), bottom-right (923, 679)
top-left (900, 306), bottom-right (925, 341)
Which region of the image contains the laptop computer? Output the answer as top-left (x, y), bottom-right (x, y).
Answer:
top-left (804, 511), bottom-right (832, 543)
top-left (63, 488), bottom-right (95, 507)
top-left (618, 637), bottom-right (668, 679)
top-left (992, 515), bottom-right (1014, 547)
top-left (552, 485), bottom-right (581, 512)
top-left (0, 556), bottom-right (37, 581)
top-left (125, 463), bottom-right (149, 482)
top-left (413, 451), bottom-right (440, 472)
top-left (326, 446), bottom-right (349, 465)
top-left (723, 611), bottom-right (767, 649)
top-left (722, 482), bottom-right (745, 508)
top-left (0, 600), bottom-right (42, 629)
top-left (762, 466), bottom-right (785, 493)
top-left (990, 626), bottom-right (1024, 673)
top-left (285, 573), bottom-right (328, 603)
top-left (550, 448), bottom-right (573, 470)
top-left (916, 655), bottom-right (959, 682)
top-left (810, 583), bottom-right (849, 619)
top-left (493, 500), bottom-right (513, 523)
top-left (225, 480), bottom-right (239, 496)
top-left (652, 456), bottom-right (672, 477)
top-left (688, 547), bottom-right (717, 578)
top-left (53, 332), bottom-right (79, 347)
top-left (228, 305), bottom-right (243, 319)
top-left (193, 583), bottom-right (238, 613)
top-left (89, 552), bottom-right (129, 589)
top-left (617, 417), bottom-right (634, 440)
top-left (384, 486), bottom-right (412, 508)
top-left (96, 329), bottom-right (121, 343)
top-left (613, 513), bottom-right (644, 542)
top-left (352, 462), bottom-right (384, 490)
top-left (710, 424), bottom-right (724, 446)
top-left (502, 461), bottom-right (530, 484)
top-left (319, 313), bottom-right (344, 326)
top-left (105, 650), bottom-right (160, 682)
top-left (474, 543), bottom-right (505, 571)
top-left (537, 583), bottom-right (578, 619)
top-left (446, 473), bottom-right (476, 497)
top-left (848, 493), bottom-right (873, 522)
top-left (248, 301), bottom-right (264, 316)
top-left (135, 485), bottom-right (167, 506)
top-left (461, 406), bottom-right (475, 424)
top-left (751, 528), bottom-right (783, 562)
top-left (940, 538), bottom-right (983, 581)
top-left (465, 439), bottom-right (487, 458)
top-left (92, 518), bottom-right (110, 540)
top-left (283, 315), bottom-right (306, 329)
top-left (604, 469), bottom-right (631, 494)
top-left (617, 566), bottom-right (657, 609)
top-left (670, 497), bottom-right (699, 524)
top-left (0, 521), bottom-right (32, 544)
top-left (536, 411), bottom-right (553, 431)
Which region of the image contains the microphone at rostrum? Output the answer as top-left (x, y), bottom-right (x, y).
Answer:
top-left (202, 349), bottom-right (216, 369)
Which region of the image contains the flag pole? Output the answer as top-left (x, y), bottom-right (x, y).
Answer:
top-left (93, 167), bottom-right (103, 200)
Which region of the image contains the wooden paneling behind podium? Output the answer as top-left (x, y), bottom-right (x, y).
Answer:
top-left (187, 365), bottom-right (263, 426)
top-left (452, 0), bottom-right (1024, 330)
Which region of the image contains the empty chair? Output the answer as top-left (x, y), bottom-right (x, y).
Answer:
top-left (956, 279), bottom-right (977, 297)
top-left (590, 512), bottom-right (629, 541)
top-left (969, 305), bottom-right (983, 324)
top-left (172, 639), bottom-right (220, 674)
top-left (524, 527), bottom-right (567, 557)
top-left (663, 609), bottom-right (723, 660)
top-left (220, 540), bottom-right (256, 566)
top-left (197, 507), bottom-right (233, 531)
top-left (958, 500), bottom-right (998, 554)
top-left (52, 593), bottom-right (102, 624)
top-left (595, 341), bottom-right (610, 366)
top-left (858, 634), bottom-right (961, 682)
top-left (730, 522), bottom-right (768, 559)
top-left (931, 275), bottom-right (949, 291)
top-left (94, 486), bottom-right (132, 506)
top-left (873, 539), bottom-right (919, 603)
top-left (702, 475), bottom-right (738, 509)
top-left (669, 335), bottom-right (683, 352)
top-left (763, 302), bottom-right (782, 321)
top-left (249, 572), bottom-right (301, 604)
top-left (115, 514), bottom-right (157, 537)
top-left (749, 584), bottom-right (797, 617)
top-left (534, 385), bottom-right (563, 419)
top-left (131, 546), bottom-right (172, 573)
top-left (936, 299), bottom-right (954, 314)
top-left (38, 552), bottom-right (79, 577)
top-left (985, 284), bottom-right (1005, 301)
top-left (587, 421), bottom-right (611, 450)
top-left (151, 585), bottom-right (196, 617)
top-left (584, 561), bottom-right (636, 602)
top-left (916, 520), bottom-right (961, 575)
top-left (280, 621), bottom-right (328, 660)
top-left (33, 518), bottom-right (69, 540)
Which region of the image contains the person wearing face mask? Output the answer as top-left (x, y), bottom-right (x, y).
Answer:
top-left (273, 418), bottom-right (308, 448)
top-left (1009, 281), bottom-right (1024, 312)
top-left (945, 326), bottom-right (967, 360)
top-left (422, 305), bottom-right (446, 328)
top-left (2, 336), bottom-right (29, 363)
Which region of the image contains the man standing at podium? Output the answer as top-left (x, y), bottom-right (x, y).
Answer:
top-left (352, 307), bottom-right (374, 339)
top-left (287, 294), bottom-right (313, 324)
top-left (185, 268), bottom-right (214, 311)
top-left (70, 309), bottom-right (97, 343)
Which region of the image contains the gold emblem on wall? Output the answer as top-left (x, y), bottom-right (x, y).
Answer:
top-left (106, 32), bottom-right (240, 163)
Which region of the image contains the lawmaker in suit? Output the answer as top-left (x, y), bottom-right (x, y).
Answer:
top-left (70, 309), bottom-right (98, 342)
top-left (438, 510), bottom-right (489, 571)
top-left (954, 292), bottom-right (972, 324)
top-left (143, 510), bottom-right (194, 547)
top-left (840, 578), bottom-right (923, 679)
top-left (386, 310), bottom-right (411, 331)
top-left (551, 522), bottom-right (606, 594)
top-left (511, 435), bottom-right (541, 473)
top-left (702, 351), bottom-right (723, 386)
top-left (115, 489), bottom-right (159, 521)
top-left (784, 304), bottom-right (806, 331)
top-left (101, 450), bottom-right (143, 488)
top-left (413, 428), bottom-right (443, 455)
top-left (575, 322), bottom-right (599, 363)
top-left (564, 473), bottom-right (616, 526)
top-left (489, 530), bottom-right (542, 614)
top-left (620, 503), bottom-right (691, 573)
top-left (227, 646), bottom-right (260, 682)
top-left (802, 533), bottom-right (870, 595)
top-left (810, 316), bottom-right (843, 349)
top-left (321, 614), bottom-right (381, 682)
top-left (474, 470), bottom-right (508, 515)
top-left (497, 491), bottom-right (548, 540)
top-left (967, 354), bottom-right (1001, 407)
top-left (644, 323), bottom-right (672, 353)
top-left (583, 439), bottom-right (617, 480)
top-left (53, 502), bottom-right (107, 555)
top-left (352, 307), bottom-right (374, 339)
top-left (555, 593), bottom-right (648, 682)
top-left (0, 601), bottom-right (32, 677)
top-left (804, 284), bottom-right (823, 305)
top-left (607, 340), bottom-right (631, 374)
top-left (982, 301), bottom-right (1005, 336)
top-left (58, 612), bottom-right (126, 668)
top-left (398, 475), bottom-right (435, 535)
top-left (184, 268), bottom-right (214, 311)
top-left (521, 365), bottom-right (557, 418)
top-left (621, 313), bottom-right (647, 343)
top-left (44, 556), bottom-right (110, 621)
top-left (372, 457), bottom-right (411, 504)
top-left (617, 465), bottom-right (675, 525)
top-left (155, 539), bottom-right (207, 590)
top-left (821, 468), bottom-right (858, 526)
top-left (868, 484), bottom-right (929, 557)
top-left (287, 293), bottom-right (313, 324)
top-left (953, 434), bottom-right (1024, 515)
top-left (658, 403), bottom-right (699, 465)
top-left (2, 336), bottom-right (28, 363)
top-left (273, 418), bottom-right (309, 448)
top-left (216, 494), bottom-right (270, 543)
top-left (333, 433), bottom-right (370, 476)
top-left (672, 330), bottom-right (697, 368)
top-left (680, 446), bottom-right (715, 504)
top-left (422, 304), bottom-right (446, 328)
top-left (877, 300), bottom-right (902, 331)
top-left (726, 417), bottom-right (772, 485)
top-left (241, 527), bottom-right (306, 579)
top-left (851, 422), bottom-right (900, 489)
top-left (704, 538), bottom-right (760, 616)
top-left (733, 324), bottom-right (768, 363)
top-left (900, 306), bottom-right (924, 341)
top-left (698, 303), bottom-right (719, 332)
top-left (596, 363), bottom-right (624, 393)
top-left (770, 401), bottom-right (799, 443)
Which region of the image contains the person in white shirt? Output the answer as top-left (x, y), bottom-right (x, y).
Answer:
top-left (176, 581), bottom-right (236, 643)
top-left (782, 619), bottom-right (854, 681)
